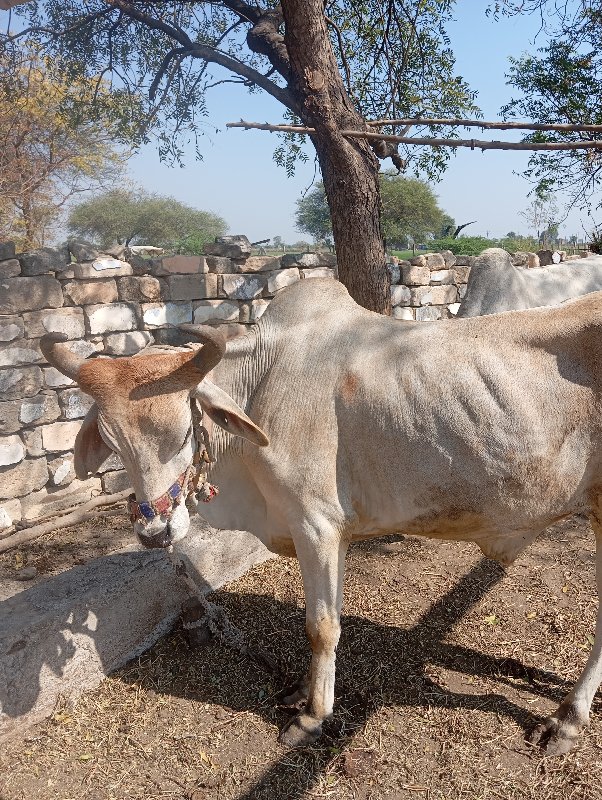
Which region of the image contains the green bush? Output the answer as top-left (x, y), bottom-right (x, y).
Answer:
top-left (428, 236), bottom-right (497, 256)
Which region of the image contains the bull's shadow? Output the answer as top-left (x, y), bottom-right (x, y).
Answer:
top-left (117, 549), bottom-right (585, 800)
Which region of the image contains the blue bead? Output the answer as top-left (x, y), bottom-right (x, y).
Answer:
top-left (168, 482), bottom-right (181, 500)
top-left (139, 502), bottom-right (155, 520)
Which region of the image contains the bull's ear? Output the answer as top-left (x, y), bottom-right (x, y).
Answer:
top-left (193, 382), bottom-right (269, 447)
top-left (73, 404), bottom-right (114, 479)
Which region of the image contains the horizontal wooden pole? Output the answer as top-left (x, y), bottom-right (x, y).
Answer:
top-left (227, 120), bottom-right (602, 151)
top-left (366, 117), bottom-right (602, 133)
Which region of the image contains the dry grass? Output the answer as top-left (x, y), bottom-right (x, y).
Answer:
top-left (2, 516), bottom-right (602, 800)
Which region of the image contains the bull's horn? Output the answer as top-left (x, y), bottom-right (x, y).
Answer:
top-left (179, 324), bottom-right (226, 376)
top-left (40, 333), bottom-right (86, 381)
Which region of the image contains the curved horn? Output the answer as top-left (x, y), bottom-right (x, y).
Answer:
top-left (179, 324), bottom-right (227, 376)
top-left (40, 333), bottom-right (86, 382)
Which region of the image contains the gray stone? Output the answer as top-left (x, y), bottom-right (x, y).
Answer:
top-left (429, 269), bottom-right (454, 285)
top-left (281, 252), bottom-right (336, 268)
top-left (410, 286), bottom-right (436, 306)
top-left (205, 256), bottom-right (236, 274)
top-left (410, 254), bottom-right (427, 267)
top-left (301, 267), bottom-right (336, 280)
top-left (454, 255), bottom-right (473, 267)
top-left (204, 235), bottom-right (252, 259)
top-left (0, 436), bottom-right (24, 466)
top-left (0, 402), bottom-right (20, 435)
top-left (73, 259), bottom-right (132, 279)
top-left (537, 249), bottom-right (561, 267)
top-left (0, 277), bottom-right (63, 314)
top-left (527, 253), bottom-right (540, 268)
top-left (0, 366), bottom-right (43, 400)
top-left (267, 268), bottom-right (300, 294)
top-left (221, 274), bottom-right (265, 300)
top-left (192, 300), bottom-right (240, 324)
top-left (459, 284), bottom-right (468, 299)
top-left (43, 367), bottom-right (75, 388)
top-left (425, 253), bottom-right (446, 270)
top-left (20, 393), bottom-right (61, 426)
top-left (238, 256), bottom-right (281, 273)
top-left (0, 317), bottom-right (24, 342)
top-left (22, 308), bottom-right (85, 340)
top-left (13, 566), bottom-right (38, 581)
top-left (0, 242), bottom-right (16, 261)
top-left (103, 331), bottom-right (153, 356)
top-left (0, 457), bottom-right (48, 500)
top-left (68, 239), bottom-right (99, 262)
top-left (153, 255), bottom-right (207, 276)
top-left (47, 455), bottom-right (75, 487)
top-left (62, 280), bottom-right (118, 306)
top-left (19, 246), bottom-right (69, 276)
top-left (58, 388), bottom-right (94, 420)
top-left (0, 340), bottom-right (43, 367)
top-left (141, 302), bottom-right (192, 328)
top-left (167, 274), bottom-right (217, 301)
top-left (415, 306), bottom-right (443, 321)
top-left (440, 250), bottom-right (457, 268)
top-left (40, 421), bottom-right (81, 453)
top-left (101, 469), bottom-right (131, 494)
top-left (102, 242), bottom-right (127, 259)
top-left (448, 302), bottom-right (461, 316)
top-left (391, 285), bottom-right (411, 306)
top-left (22, 428), bottom-right (43, 457)
top-left (402, 265), bottom-right (430, 286)
top-left (0, 259), bottom-right (20, 278)
top-left (117, 276), bottom-right (165, 303)
top-left (0, 498), bottom-right (21, 530)
top-left (392, 307), bottom-right (414, 320)
top-left (387, 262), bottom-right (401, 284)
top-left (452, 266), bottom-right (471, 284)
top-left (85, 303), bottom-right (138, 335)
top-left (64, 339), bottom-right (103, 360)
top-left (97, 452), bottom-right (123, 474)
top-left (428, 285), bottom-right (457, 305)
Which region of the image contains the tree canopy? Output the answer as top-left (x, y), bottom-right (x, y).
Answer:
top-left (498, 1), bottom-right (602, 209)
top-left (296, 174), bottom-right (451, 248)
top-left (2, 0), bottom-right (479, 313)
top-left (0, 44), bottom-right (124, 249)
top-left (68, 189), bottom-right (228, 251)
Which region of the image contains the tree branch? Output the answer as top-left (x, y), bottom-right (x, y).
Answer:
top-left (226, 120), bottom-right (602, 151)
top-left (367, 117), bottom-right (602, 133)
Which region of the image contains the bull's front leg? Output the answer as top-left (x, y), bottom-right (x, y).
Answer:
top-left (530, 509), bottom-right (602, 755)
top-left (279, 525), bottom-right (348, 747)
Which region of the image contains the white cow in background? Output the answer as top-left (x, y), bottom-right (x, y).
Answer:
top-left (456, 248), bottom-right (602, 317)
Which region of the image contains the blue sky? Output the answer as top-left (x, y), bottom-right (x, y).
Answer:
top-left (37, 3), bottom-right (596, 243)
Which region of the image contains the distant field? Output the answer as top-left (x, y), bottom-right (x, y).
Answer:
top-left (389, 250), bottom-right (414, 260)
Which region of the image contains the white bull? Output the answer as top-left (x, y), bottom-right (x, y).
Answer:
top-left (41, 278), bottom-right (602, 754)
top-left (456, 247), bottom-right (602, 317)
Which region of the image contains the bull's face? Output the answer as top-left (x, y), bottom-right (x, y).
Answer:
top-left (40, 327), bottom-right (268, 549)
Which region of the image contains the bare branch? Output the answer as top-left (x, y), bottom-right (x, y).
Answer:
top-left (226, 120), bottom-right (602, 152)
top-left (367, 117), bottom-right (602, 133)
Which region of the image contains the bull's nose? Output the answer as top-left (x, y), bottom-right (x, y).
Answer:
top-left (137, 523), bottom-right (173, 549)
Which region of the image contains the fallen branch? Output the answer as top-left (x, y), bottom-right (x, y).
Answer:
top-left (227, 120), bottom-right (602, 151)
top-left (0, 490), bottom-right (130, 553)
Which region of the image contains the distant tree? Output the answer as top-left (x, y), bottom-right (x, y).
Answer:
top-left (68, 189), bottom-right (227, 250)
top-left (295, 185), bottom-right (333, 245)
top-left (0, 46), bottom-right (124, 249)
top-left (505, 231), bottom-right (518, 239)
top-left (297, 175), bottom-right (450, 249)
top-left (519, 195), bottom-right (559, 244)
top-left (272, 235), bottom-right (284, 249)
top-left (438, 214), bottom-right (457, 238)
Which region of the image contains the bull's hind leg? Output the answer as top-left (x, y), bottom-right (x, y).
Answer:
top-left (279, 521), bottom-right (348, 747)
top-left (530, 502), bottom-right (602, 755)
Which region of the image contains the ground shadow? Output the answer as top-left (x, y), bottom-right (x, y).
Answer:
top-left (116, 554), bottom-right (579, 800)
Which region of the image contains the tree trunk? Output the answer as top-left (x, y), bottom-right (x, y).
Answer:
top-left (281, 0), bottom-right (390, 314)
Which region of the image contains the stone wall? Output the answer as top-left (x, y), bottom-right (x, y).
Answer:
top-left (0, 236), bottom-right (336, 532)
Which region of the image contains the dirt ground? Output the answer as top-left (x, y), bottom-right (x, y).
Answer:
top-left (2, 514), bottom-right (602, 800)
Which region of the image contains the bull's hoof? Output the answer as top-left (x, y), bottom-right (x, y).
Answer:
top-left (279, 713), bottom-right (322, 747)
top-left (528, 713), bottom-right (583, 756)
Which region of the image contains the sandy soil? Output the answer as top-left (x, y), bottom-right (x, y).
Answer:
top-left (1, 514), bottom-right (602, 800)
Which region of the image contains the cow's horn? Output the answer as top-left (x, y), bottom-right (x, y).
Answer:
top-left (179, 324), bottom-right (226, 375)
top-left (40, 333), bottom-right (86, 381)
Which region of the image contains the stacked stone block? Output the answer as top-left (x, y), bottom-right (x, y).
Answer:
top-left (389, 250), bottom-right (473, 321)
top-left (0, 235), bottom-right (337, 531)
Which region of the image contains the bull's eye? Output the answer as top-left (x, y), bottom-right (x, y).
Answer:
top-left (222, 414), bottom-right (229, 426)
